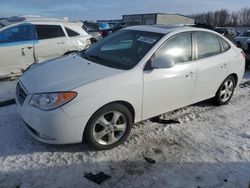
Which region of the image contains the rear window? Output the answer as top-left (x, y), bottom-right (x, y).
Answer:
top-left (83, 22), bottom-right (100, 31)
top-left (65, 27), bottom-right (80, 37)
top-left (218, 37), bottom-right (230, 52)
top-left (35, 25), bottom-right (65, 40)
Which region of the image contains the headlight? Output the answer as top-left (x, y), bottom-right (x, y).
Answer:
top-left (29, 92), bottom-right (77, 111)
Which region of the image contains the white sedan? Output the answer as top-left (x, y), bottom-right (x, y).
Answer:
top-left (16, 26), bottom-right (245, 150)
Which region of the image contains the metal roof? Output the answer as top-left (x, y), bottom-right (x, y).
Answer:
top-left (122, 13), bottom-right (194, 20)
top-left (125, 25), bottom-right (192, 34)
top-left (0, 16), bottom-right (77, 28)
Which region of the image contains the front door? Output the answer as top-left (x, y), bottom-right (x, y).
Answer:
top-left (0, 23), bottom-right (35, 76)
top-left (143, 32), bottom-right (197, 119)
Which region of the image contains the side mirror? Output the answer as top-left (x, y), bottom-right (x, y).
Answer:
top-left (151, 55), bottom-right (175, 69)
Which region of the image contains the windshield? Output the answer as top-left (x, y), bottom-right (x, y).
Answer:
top-left (82, 30), bottom-right (164, 70)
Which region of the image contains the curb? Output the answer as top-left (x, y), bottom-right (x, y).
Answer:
top-left (0, 99), bottom-right (16, 107)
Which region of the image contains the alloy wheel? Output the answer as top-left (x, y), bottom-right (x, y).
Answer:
top-left (93, 111), bottom-right (127, 145)
top-left (220, 79), bottom-right (234, 102)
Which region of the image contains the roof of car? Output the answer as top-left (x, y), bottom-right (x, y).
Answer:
top-left (125, 24), bottom-right (211, 34)
top-left (0, 16), bottom-right (80, 28)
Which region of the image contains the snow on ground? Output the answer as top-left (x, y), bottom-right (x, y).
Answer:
top-left (0, 72), bottom-right (250, 188)
top-left (0, 80), bottom-right (17, 101)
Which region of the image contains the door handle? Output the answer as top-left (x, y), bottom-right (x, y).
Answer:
top-left (186, 72), bottom-right (195, 78)
top-left (57, 41), bottom-right (65, 45)
top-left (221, 63), bottom-right (227, 69)
top-left (21, 48), bottom-right (25, 56)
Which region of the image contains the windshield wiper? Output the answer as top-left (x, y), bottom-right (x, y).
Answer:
top-left (81, 52), bottom-right (103, 62)
top-left (88, 54), bottom-right (102, 61)
top-left (81, 52), bottom-right (119, 69)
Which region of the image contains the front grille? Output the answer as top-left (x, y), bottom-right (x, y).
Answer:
top-left (16, 82), bottom-right (27, 105)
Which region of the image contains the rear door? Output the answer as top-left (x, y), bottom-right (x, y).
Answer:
top-left (143, 32), bottom-right (197, 119)
top-left (0, 23), bottom-right (35, 76)
top-left (34, 24), bottom-right (68, 62)
top-left (192, 31), bottom-right (229, 102)
top-left (64, 23), bottom-right (91, 51)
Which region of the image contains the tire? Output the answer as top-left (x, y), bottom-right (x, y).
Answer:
top-left (84, 103), bottom-right (133, 150)
top-left (214, 75), bottom-right (236, 105)
top-left (90, 38), bottom-right (97, 45)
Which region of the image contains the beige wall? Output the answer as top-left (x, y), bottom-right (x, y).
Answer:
top-left (157, 14), bottom-right (194, 25)
top-left (122, 14), bottom-right (195, 25)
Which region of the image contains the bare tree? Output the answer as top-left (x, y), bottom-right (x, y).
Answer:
top-left (189, 7), bottom-right (250, 27)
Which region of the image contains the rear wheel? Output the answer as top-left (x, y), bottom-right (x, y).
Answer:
top-left (214, 76), bottom-right (235, 105)
top-left (84, 103), bottom-right (133, 150)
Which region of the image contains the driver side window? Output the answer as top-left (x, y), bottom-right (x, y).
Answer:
top-left (0, 24), bottom-right (35, 44)
top-left (156, 32), bottom-right (192, 64)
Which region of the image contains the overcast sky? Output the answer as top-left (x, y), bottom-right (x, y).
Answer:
top-left (0, 0), bottom-right (249, 21)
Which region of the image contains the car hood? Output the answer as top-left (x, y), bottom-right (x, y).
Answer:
top-left (20, 53), bottom-right (123, 94)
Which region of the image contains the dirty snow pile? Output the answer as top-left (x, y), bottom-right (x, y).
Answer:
top-left (0, 72), bottom-right (249, 188)
top-left (0, 80), bottom-right (17, 101)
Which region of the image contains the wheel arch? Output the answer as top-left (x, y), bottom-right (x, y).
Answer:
top-left (82, 100), bottom-right (136, 143)
top-left (93, 100), bottom-right (135, 123)
top-left (229, 73), bottom-right (238, 87)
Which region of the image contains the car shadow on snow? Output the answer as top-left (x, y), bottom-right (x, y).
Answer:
top-left (0, 161), bottom-right (249, 188)
top-left (0, 98), bottom-right (217, 158)
top-left (0, 96), bottom-right (234, 158)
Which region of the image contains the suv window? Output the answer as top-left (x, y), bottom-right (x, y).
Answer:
top-left (196, 32), bottom-right (221, 59)
top-left (35, 25), bottom-right (65, 40)
top-left (65, 27), bottom-right (80, 37)
top-left (156, 32), bottom-right (192, 64)
top-left (0, 24), bottom-right (35, 43)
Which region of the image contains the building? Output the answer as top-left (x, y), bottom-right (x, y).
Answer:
top-left (97, 19), bottom-right (122, 24)
top-left (122, 13), bottom-right (194, 25)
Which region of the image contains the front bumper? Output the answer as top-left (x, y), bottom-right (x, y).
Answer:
top-left (16, 94), bottom-right (88, 144)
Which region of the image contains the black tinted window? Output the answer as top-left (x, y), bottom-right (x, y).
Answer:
top-left (196, 32), bottom-right (221, 59)
top-left (35, 25), bottom-right (65, 40)
top-left (65, 27), bottom-right (80, 37)
top-left (156, 32), bottom-right (192, 64)
top-left (0, 24), bottom-right (35, 43)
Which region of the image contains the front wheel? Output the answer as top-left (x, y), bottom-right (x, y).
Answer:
top-left (214, 76), bottom-right (235, 105)
top-left (84, 103), bottom-right (133, 150)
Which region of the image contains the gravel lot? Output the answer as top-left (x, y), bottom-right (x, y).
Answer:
top-left (0, 72), bottom-right (249, 188)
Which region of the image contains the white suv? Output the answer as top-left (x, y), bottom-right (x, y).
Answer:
top-left (0, 16), bottom-right (92, 77)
